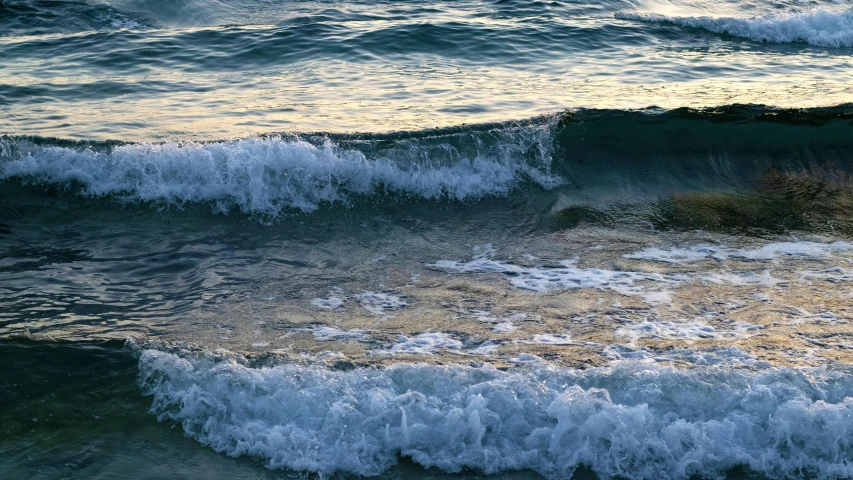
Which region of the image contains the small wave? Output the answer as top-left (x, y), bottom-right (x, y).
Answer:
top-left (139, 348), bottom-right (853, 479)
top-left (0, 1), bottom-right (147, 37)
top-left (617, 8), bottom-right (853, 47)
top-left (0, 124), bottom-right (561, 216)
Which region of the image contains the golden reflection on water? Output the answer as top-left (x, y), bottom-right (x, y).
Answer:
top-left (3, 74), bottom-right (851, 141)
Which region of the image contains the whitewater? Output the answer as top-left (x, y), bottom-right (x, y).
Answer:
top-left (4, 0), bottom-right (853, 479)
top-left (138, 347), bottom-right (853, 480)
top-left (617, 8), bottom-right (853, 48)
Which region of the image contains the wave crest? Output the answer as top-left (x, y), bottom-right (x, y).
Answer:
top-left (139, 348), bottom-right (853, 479)
top-left (0, 124), bottom-right (561, 216)
top-left (617, 8), bottom-right (853, 48)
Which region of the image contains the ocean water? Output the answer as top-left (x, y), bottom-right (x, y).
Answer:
top-left (3, 0), bottom-right (853, 479)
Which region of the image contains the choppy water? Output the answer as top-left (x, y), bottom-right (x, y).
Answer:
top-left (3, 0), bottom-right (853, 479)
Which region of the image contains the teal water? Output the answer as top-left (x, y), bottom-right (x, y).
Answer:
top-left (4, 1), bottom-right (853, 479)
top-left (4, 109), bottom-right (853, 477)
top-left (2, 0), bottom-right (853, 138)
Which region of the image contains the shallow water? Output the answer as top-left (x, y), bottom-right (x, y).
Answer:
top-left (4, 0), bottom-right (853, 478)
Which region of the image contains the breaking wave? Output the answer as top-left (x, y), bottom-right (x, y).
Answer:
top-left (0, 123), bottom-right (560, 216)
top-left (139, 348), bottom-right (853, 480)
top-left (617, 8), bottom-right (853, 48)
top-left (4, 105), bottom-right (853, 219)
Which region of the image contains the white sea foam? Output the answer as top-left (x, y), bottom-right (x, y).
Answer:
top-left (0, 129), bottom-right (562, 215)
top-left (138, 348), bottom-right (853, 480)
top-left (522, 333), bottom-right (574, 345)
top-left (458, 309), bottom-right (528, 332)
top-left (701, 270), bottom-right (781, 286)
top-left (372, 332), bottom-right (463, 355)
top-left (355, 292), bottom-right (407, 316)
top-left (468, 341), bottom-right (502, 355)
top-left (616, 320), bottom-right (761, 343)
top-left (753, 292), bottom-right (773, 303)
top-left (492, 322), bottom-right (518, 332)
top-left (624, 246), bottom-right (719, 264)
top-left (800, 266), bottom-right (853, 282)
top-left (458, 309), bottom-right (498, 322)
top-left (617, 8), bottom-right (853, 47)
top-left (310, 295), bottom-right (345, 310)
top-left (625, 241), bottom-right (853, 263)
top-left (471, 243), bottom-right (496, 259)
top-left (306, 326), bottom-right (371, 342)
top-left (602, 344), bottom-right (768, 366)
top-left (509, 352), bottom-right (550, 365)
top-left (429, 257), bottom-right (674, 298)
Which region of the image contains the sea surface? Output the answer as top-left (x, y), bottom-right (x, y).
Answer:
top-left (3, 0), bottom-right (853, 479)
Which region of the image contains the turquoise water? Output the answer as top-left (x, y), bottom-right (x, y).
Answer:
top-left (4, 1), bottom-right (853, 479)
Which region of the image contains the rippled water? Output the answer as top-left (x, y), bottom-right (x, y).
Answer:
top-left (3, 0), bottom-right (853, 138)
top-left (3, 0), bottom-right (853, 479)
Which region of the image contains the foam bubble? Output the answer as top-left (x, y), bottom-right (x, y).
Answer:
top-left (138, 349), bottom-right (853, 479)
top-left (624, 245), bottom-right (719, 264)
top-left (468, 341), bottom-right (501, 355)
top-left (616, 320), bottom-right (761, 343)
top-left (493, 322), bottom-right (518, 332)
top-left (372, 332), bottom-right (463, 355)
top-left (355, 292), bottom-right (407, 317)
top-left (617, 8), bottom-right (853, 48)
top-left (310, 295), bottom-right (345, 310)
top-left (471, 243), bottom-right (497, 259)
top-left (800, 267), bottom-right (853, 283)
top-left (429, 257), bottom-right (674, 298)
top-left (306, 326), bottom-right (371, 342)
top-left (625, 242), bottom-right (853, 264)
top-left (509, 352), bottom-right (549, 365)
top-left (701, 270), bottom-right (781, 286)
top-left (522, 334), bottom-right (574, 345)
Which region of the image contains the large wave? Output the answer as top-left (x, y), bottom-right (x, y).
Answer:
top-left (139, 348), bottom-right (853, 479)
top-left (0, 123), bottom-right (561, 216)
top-left (617, 8), bottom-right (853, 48)
top-left (4, 105), bottom-right (853, 219)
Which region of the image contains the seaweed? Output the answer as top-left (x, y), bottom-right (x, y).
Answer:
top-left (652, 168), bottom-right (853, 235)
